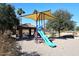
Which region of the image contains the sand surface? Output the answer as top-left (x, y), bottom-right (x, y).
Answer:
top-left (17, 39), bottom-right (79, 56)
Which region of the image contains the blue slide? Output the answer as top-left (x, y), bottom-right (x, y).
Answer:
top-left (38, 29), bottom-right (57, 48)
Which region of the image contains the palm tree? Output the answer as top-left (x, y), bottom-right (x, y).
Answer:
top-left (17, 8), bottom-right (25, 25)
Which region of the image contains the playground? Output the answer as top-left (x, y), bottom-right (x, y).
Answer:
top-left (0, 3), bottom-right (79, 56)
top-left (15, 10), bottom-right (79, 56)
top-left (16, 10), bottom-right (57, 47)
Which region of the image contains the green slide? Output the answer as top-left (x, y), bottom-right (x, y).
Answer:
top-left (38, 30), bottom-right (57, 48)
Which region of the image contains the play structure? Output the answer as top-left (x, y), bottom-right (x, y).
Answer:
top-left (22, 10), bottom-right (57, 47)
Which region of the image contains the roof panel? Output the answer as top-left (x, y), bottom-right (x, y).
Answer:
top-left (22, 10), bottom-right (55, 20)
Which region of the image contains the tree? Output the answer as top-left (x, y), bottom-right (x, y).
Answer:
top-left (16, 8), bottom-right (25, 25)
top-left (46, 9), bottom-right (76, 37)
top-left (0, 3), bottom-right (20, 55)
top-left (16, 8), bottom-right (25, 38)
top-left (17, 8), bottom-right (25, 15)
top-left (0, 3), bottom-right (19, 34)
top-left (76, 26), bottom-right (79, 31)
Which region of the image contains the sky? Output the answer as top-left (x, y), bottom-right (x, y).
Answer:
top-left (11, 3), bottom-right (79, 26)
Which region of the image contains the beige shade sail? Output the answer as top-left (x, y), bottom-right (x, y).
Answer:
top-left (22, 10), bottom-right (56, 20)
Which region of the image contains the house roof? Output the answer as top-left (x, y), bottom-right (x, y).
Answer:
top-left (17, 23), bottom-right (36, 30)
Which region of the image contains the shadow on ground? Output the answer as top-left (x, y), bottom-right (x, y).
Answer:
top-left (16, 35), bottom-right (34, 41)
top-left (18, 51), bottom-right (40, 56)
top-left (16, 34), bottom-right (74, 42)
top-left (16, 45), bottom-right (40, 56)
top-left (50, 35), bottom-right (74, 40)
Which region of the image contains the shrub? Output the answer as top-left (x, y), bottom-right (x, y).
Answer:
top-left (0, 32), bottom-right (20, 56)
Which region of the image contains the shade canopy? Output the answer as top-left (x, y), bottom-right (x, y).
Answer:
top-left (22, 10), bottom-right (56, 20)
